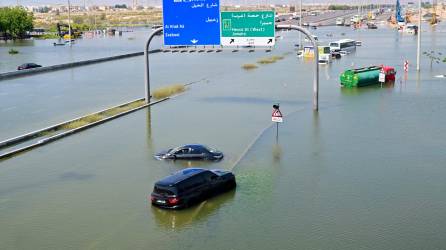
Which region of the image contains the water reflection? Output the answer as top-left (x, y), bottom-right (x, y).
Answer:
top-left (170, 160), bottom-right (215, 170)
top-left (0, 171), bottom-right (95, 196)
top-left (340, 82), bottom-right (395, 96)
top-left (151, 189), bottom-right (235, 230)
top-left (0, 39), bottom-right (34, 47)
top-left (311, 110), bottom-right (322, 162)
top-left (59, 171), bottom-right (95, 181)
top-left (146, 106), bottom-right (153, 151)
top-left (271, 144), bottom-right (282, 163)
top-left (200, 96), bottom-right (303, 105)
top-left (416, 70), bottom-right (421, 91)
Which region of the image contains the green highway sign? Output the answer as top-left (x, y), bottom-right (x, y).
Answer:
top-left (221, 11), bottom-right (275, 46)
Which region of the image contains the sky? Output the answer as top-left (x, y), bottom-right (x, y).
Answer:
top-left (0, 0), bottom-right (412, 7)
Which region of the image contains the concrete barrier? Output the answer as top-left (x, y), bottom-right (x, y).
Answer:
top-left (0, 98), bottom-right (145, 148)
top-left (0, 49), bottom-right (161, 81)
top-left (0, 97), bottom-right (169, 160)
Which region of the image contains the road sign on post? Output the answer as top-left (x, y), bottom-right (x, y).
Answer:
top-left (221, 11), bottom-right (275, 46)
top-left (162, 0), bottom-right (221, 46)
top-left (379, 70), bottom-right (385, 83)
top-left (404, 60), bottom-right (409, 72)
top-left (272, 105), bottom-right (283, 123)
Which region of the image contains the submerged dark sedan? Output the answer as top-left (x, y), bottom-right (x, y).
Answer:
top-left (155, 144), bottom-right (223, 161)
top-left (17, 63), bottom-right (42, 70)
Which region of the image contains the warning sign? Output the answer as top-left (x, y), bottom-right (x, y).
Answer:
top-left (272, 108), bottom-right (283, 123)
top-left (379, 71), bottom-right (385, 83)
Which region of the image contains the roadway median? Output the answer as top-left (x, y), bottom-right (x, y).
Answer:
top-left (0, 49), bottom-right (161, 81)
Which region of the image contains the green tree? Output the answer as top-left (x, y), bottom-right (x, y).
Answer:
top-left (0, 8), bottom-right (7, 34)
top-left (0, 7), bottom-right (33, 39)
top-left (328, 5), bottom-right (352, 10)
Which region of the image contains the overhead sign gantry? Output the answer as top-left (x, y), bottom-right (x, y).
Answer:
top-left (221, 11), bottom-right (275, 46)
top-left (162, 0), bottom-right (221, 46)
top-left (152, 5), bottom-right (319, 112)
top-left (162, 0), bottom-right (275, 47)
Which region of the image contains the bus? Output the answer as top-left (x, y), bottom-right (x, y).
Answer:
top-left (329, 39), bottom-right (356, 52)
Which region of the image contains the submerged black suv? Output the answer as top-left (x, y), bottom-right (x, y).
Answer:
top-left (150, 168), bottom-right (236, 209)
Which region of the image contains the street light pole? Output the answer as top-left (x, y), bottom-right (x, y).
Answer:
top-left (299, 0), bottom-right (303, 48)
top-left (68, 0), bottom-right (72, 46)
top-left (144, 27), bottom-right (163, 104)
top-left (277, 24), bottom-right (319, 111)
top-left (416, 0), bottom-right (421, 71)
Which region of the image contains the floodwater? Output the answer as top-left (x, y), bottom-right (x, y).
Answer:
top-left (0, 27), bottom-right (162, 73)
top-left (1, 22), bottom-right (446, 250)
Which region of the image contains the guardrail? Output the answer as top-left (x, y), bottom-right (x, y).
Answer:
top-left (0, 50), bottom-right (161, 81)
top-left (0, 97), bottom-right (169, 161)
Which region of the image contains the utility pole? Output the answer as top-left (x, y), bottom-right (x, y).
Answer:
top-left (416, 0), bottom-right (421, 71)
top-left (299, 0), bottom-right (302, 49)
top-left (133, 0), bottom-right (138, 9)
top-left (68, 0), bottom-right (72, 46)
top-left (277, 24), bottom-right (319, 111)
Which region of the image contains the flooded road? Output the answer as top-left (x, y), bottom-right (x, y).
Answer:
top-left (0, 28), bottom-right (162, 73)
top-left (1, 23), bottom-right (446, 249)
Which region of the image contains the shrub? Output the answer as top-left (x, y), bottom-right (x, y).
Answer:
top-left (152, 84), bottom-right (186, 99)
top-left (242, 63), bottom-right (258, 70)
top-left (8, 48), bottom-right (19, 54)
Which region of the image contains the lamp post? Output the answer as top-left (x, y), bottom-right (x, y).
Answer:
top-left (277, 24), bottom-right (319, 111)
top-left (299, 0), bottom-right (303, 48)
top-left (68, 0), bottom-right (72, 46)
top-left (144, 27), bottom-right (163, 104)
top-left (416, 0), bottom-right (421, 71)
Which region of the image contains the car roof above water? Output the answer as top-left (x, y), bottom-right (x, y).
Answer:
top-left (156, 168), bottom-right (208, 186)
top-left (180, 144), bottom-right (207, 149)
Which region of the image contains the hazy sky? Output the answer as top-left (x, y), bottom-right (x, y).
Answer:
top-left (0, 0), bottom-right (404, 6)
top-left (1, 0), bottom-right (409, 7)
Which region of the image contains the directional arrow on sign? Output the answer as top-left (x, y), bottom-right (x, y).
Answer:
top-left (230, 39), bottom-right (235, 44)
top-left (267, 39), bottom-right (273, 44)
top-left (191, 39), bottom-right (199, 44)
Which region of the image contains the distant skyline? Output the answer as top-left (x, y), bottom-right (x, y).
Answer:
top-left (0, 0), bottom-right (415, 7)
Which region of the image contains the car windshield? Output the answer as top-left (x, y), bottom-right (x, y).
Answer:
top-left (204, 146), bottom-right (217, 153)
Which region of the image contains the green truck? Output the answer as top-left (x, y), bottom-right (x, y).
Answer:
top-left (340, 66), bottom-right (382, 87)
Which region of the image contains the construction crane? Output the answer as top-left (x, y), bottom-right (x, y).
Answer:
top-left (431, 0), bottom-right (438, 24)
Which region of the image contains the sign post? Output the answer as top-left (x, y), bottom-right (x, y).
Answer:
top-left (221, 11), bottom-right (275, 46)
top-left (272, 104), bottom-right (283, 143)
top-left (162, 0), bottom-right (221, 46)
top-left (404, 60), bottom-right (409, 72)
top-left (379, 70), bottom-right (385, 83)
